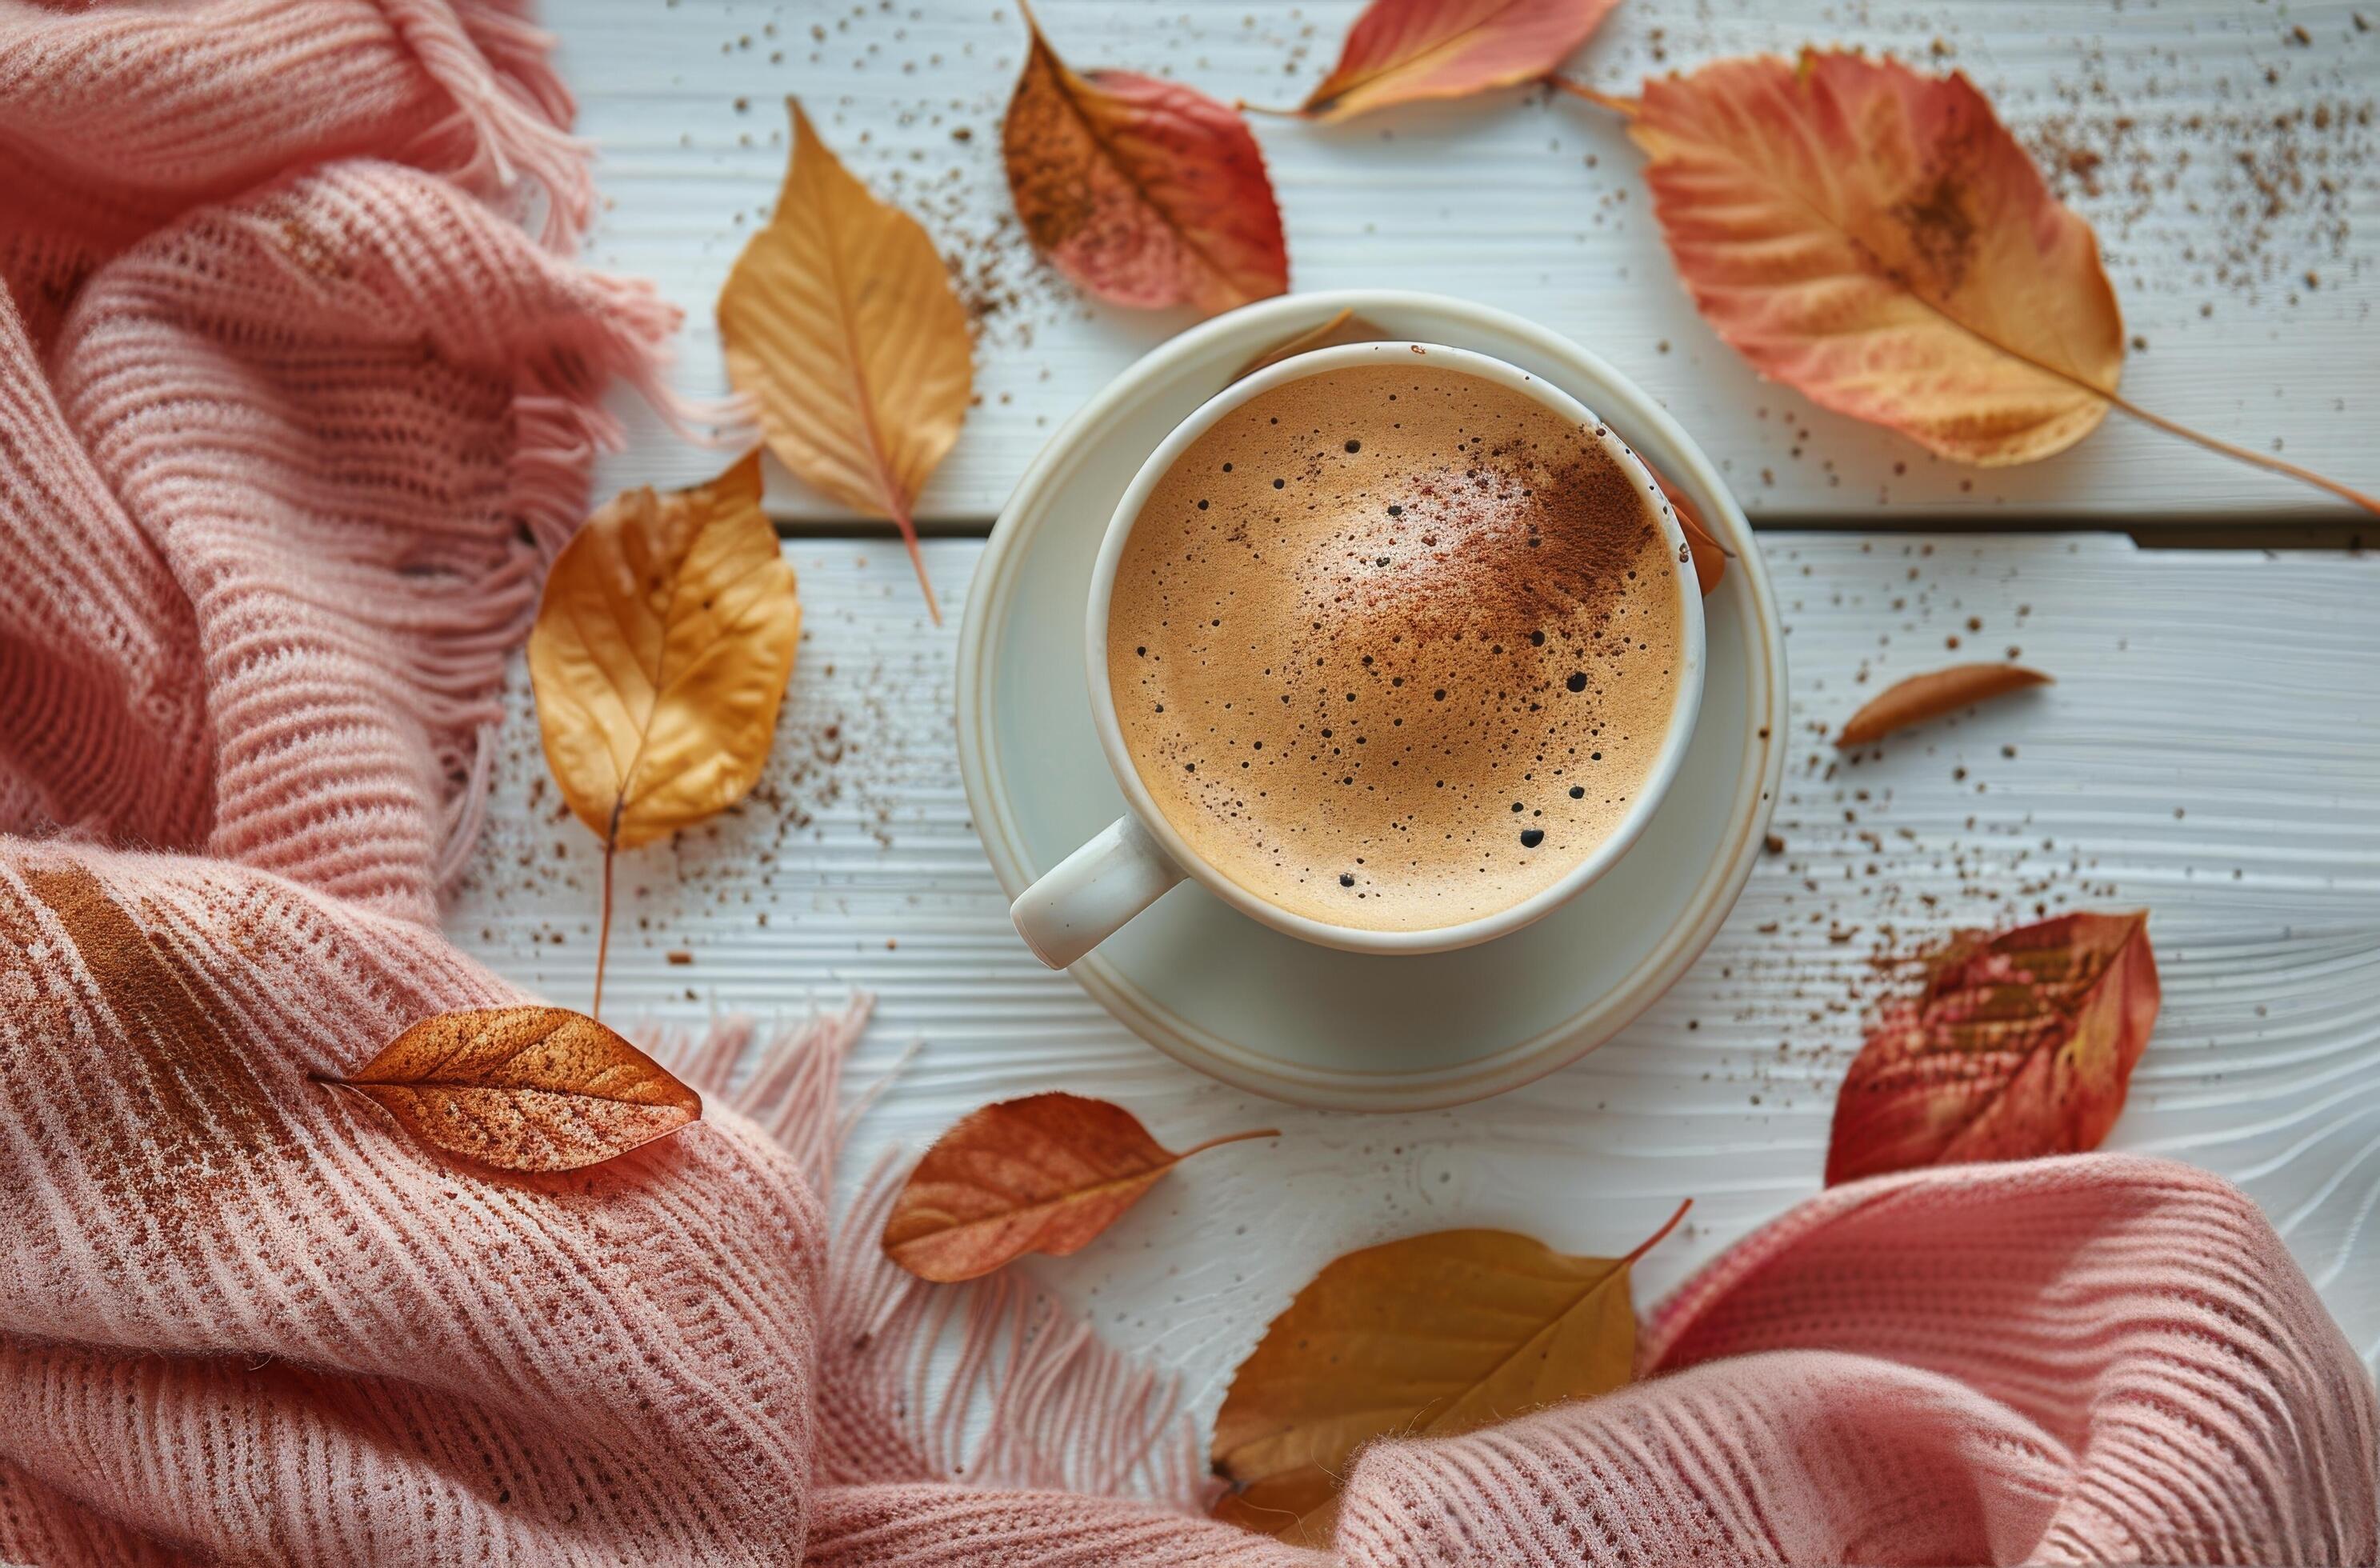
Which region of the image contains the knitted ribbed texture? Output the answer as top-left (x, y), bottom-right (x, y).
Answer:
top-left (4, 4), bottom-right (2376, 1566)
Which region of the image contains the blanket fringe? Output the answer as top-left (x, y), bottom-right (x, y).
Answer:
top-left (651, 998), bottom-right (1213, 1515)
top-left (384, 0), bottom-right (594, 250)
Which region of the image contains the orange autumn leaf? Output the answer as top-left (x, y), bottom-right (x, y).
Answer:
top-left (1002, 2), bottom-right (1288, 315)
top-left (882, 1094), bottom-right (1276, 1282)
top-left (322, 1007), bottom-right (701, 1172)
top-left (1212, 1202), bottom-right (1689, 1546)
top-left (1609, 51), bottom-right (2124, 466)
top-left (1826, 912), bottom-right (2159, 1186)
top-left (1634, 455), bottom-right (1726, 597)
top-left (1291, 0), bottom-right (1622, 122)
top-left (719, 99), bottom-right (970, 622)
top-left (1834, 662), bottom-right (2052, 748)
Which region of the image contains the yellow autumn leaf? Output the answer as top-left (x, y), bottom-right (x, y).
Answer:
top-left (1210, 1204), bottom-right (1687, 1545)
top-left (719, 98), bottom-right (972, 622)
top-left (527, 454), bottom-right (799, 1010)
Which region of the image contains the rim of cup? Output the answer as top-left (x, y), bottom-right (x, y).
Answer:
top-left (1083, 340), bottom-right (1708, 957)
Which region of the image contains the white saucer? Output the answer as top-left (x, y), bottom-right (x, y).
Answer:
top-left (956, 291), bottom-right (1786, 1110)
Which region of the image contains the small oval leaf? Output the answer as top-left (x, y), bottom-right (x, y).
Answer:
top-left (1299, 0), bottom-right (1623, 122)
top-left (1002, 3), bottom-right (1289, 315)
top-left (882, 1094), bottom-right (1274, 1282)
top-left (719, 99), bottom-right (970, 621)
top-left (1826, 911), bottom-right (2160, 1186)
top-left (527, 453), bottom-right (802, 852)
top-left (323, 1007), bottom-right (701, 1172)
top-left (1835, 662), bottom-right (2052, 748)
top-left (1211, 1202), bottom-right (1688, 1546)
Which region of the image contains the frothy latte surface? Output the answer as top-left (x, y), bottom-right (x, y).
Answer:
top-left (1108, 359), bottom-right (1687, 932)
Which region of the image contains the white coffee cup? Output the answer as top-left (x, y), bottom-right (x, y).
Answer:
top-left (1010, 342), bottom-right (1706, 969)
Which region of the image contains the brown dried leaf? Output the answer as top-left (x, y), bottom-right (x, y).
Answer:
top-left (1834, 662), bottom-right (2052, 747)
top-left (882, 1094), bottom-right (1276, 1282)
top-left (322, 1007), bottom-right (701, 1172)
top-left (1826, 912), bottom-right (2159, 1185)
top-left (1211, 1203), bottom-right (1688, 1545)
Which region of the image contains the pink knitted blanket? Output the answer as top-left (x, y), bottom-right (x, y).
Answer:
top-left (1, 4), bottom-right (2373, 1563)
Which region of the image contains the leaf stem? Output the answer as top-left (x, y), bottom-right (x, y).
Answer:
top-left (1178, 1126), bottom-right (1282, 1160)
top-left (2096, 393), bottom-right (2380, 518)
top-left (889, 495), bottom-right (943, 625)
top-left (593, 836), bottom-right (616, 1022)
top-left (1549, 76), bottom-right (1638, 116)
top-left (1235, 98), bottom-right (1306, 118)
top-left (1624, 1196), bottom-right (1694, 1266)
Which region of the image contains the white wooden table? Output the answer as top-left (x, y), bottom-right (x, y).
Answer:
top-left (450, 0), bottom-right (2380, 1437)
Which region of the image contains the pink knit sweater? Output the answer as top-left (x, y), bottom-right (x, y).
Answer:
top-left (1, 4), bottom-right (2373, 1564)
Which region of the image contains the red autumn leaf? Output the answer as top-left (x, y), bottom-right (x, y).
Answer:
top-left (882, 1093), bottom-right (1276, 1282)
top-left (1834, 663), bottom-right (2053, 748)
top-left (1826, 912), bottom-right (2159, 1186)
top-left (1295, 0), bottom-right (1623, 122)
top-left (1002, 1), bottom-right (1289, 315)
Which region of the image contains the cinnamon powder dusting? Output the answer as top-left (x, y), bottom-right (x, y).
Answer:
top-left (22, 864), bottom-right (292, 1231)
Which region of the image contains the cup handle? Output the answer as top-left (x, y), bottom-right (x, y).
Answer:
top-left (1010, 815), bottom-right (1187, 969)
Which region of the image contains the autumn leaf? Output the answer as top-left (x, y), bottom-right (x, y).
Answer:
top-left (1638, 455), bottom-right (1726, 597)
top-left (1835, 662), bottom-right (2052, 748)
top-left (1002, 1), bottom-right (1288, 315)
top-left (527, 453), bottom-right (801, 1013)
top-left (1278, 0), bottom-right (1623, 122)
top-left (1229, 309), bottom-right (1390, 382)
top-left (321, 1007), bottom-right (701, 1172)
top-left (1211, 1202), bottom-right (1689, 1546)
top-left (882, 1094), bottom-right (1277, 1282)
top-left (719, 99), bottom-right (970, 621)
top-left (1562, 53), bottom-right (2379, 512)
top-left (1826, 911), bottom-right (2159, 1186)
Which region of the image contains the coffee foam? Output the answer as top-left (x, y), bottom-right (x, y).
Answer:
top-left (1108, 358), bottom-right (1687, 932)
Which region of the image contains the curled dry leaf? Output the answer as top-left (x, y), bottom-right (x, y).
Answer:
top-left (527, 453), bottom-right (801, 1011)
top-left (1212, 1202), bottom-right (1689, 1546)
top-left (882, 1093), bottom-right (1276, 1282)
top-left (1612, 50), bottom-right (2124, 466)
top-left (321, 1007), bottom-right (701, 1172)
top-left (1003, 1), bottom-right (1288, 315)
top-left (1290, 0), bottom-right (1622, 122)
top-left (719, 99), bottom-right (970, 621)
top-left (1834, 662), bottom-right (2051, 748)
top-left (1635, 454), bottom-right (1726, 597)
top-left (1826, 912), bottom-right (2159, 1186)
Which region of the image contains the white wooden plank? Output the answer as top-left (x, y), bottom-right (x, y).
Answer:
top-left (553, 0), bottom-right (2380, 523)
top-left (448, 534), bottom-right (2380, 1419)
